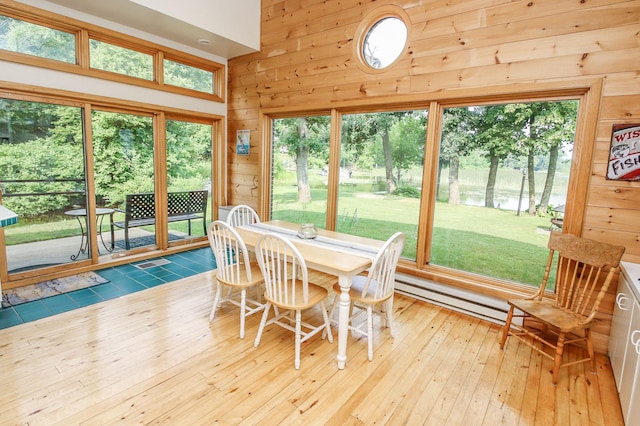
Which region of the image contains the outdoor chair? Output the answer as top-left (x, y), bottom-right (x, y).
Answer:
top-left (549, 216), bottom-right (564, 230)
top-left (208, 220), bottom-right (265, 339)
top-left (329, 231), bottom-right (406, 361)
top-left (253, 233), bottom-right (333, 369)
top-left (549, 204), bottom-right (565, 231)
top-left (227, 204), bottom-right (260, 227)
top-left (499, 232), bottom-right (625, 384)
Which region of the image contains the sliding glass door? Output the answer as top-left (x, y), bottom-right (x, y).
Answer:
top-left (92, 110), bottom-right (154, 251)
top-left (165, 118), bottom-right (212, 246)
top-left (0, 98), bottom-right (88, 272)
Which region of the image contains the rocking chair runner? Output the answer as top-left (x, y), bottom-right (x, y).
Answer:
top-left (499, 232), bottom-right (625, 384)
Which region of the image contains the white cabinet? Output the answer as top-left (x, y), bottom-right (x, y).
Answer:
top-left (609, 277), bottom-right (633, 389)
top-left (620, 302), bottom-right (640, 423)
top-left (218, 205), bottom-right (235, 222)
top-left (609, 262), bottom-right (640, 425)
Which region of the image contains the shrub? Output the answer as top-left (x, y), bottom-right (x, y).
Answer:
top-left (393, 185), bottom-right (420, 198)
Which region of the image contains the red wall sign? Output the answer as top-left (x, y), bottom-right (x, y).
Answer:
top-left (607, 124), bottom-right (640, 181)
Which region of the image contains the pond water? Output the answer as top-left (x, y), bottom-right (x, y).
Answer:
top-left (459, 191), bottom-right (566, 212)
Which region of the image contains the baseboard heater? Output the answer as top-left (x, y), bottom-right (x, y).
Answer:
top-left (394, 273), bottom-right (512, 326)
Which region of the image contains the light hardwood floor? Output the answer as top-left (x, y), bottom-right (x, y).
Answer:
top-left (0, 270), bottom-right (624, 425)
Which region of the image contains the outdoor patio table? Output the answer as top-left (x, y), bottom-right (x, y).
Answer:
top-left (64, 208), bottom-right (115, 260)
top-left (234, 220), bottom-right (385, 369)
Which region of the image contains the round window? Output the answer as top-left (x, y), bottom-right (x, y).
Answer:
top-left (362, 16), bottom-right (407, 69)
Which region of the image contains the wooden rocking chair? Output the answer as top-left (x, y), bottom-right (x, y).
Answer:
top-left (499, 232), bottom-right (625, 384)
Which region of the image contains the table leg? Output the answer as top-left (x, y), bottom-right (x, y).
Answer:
top-left (109, 213), bottom-right (115, 249)
top-left (97, 213), bottom-right (114, 253)
top-left (337, 273), bottom-right (352, 370)
top-left (70, 216), bottom-right (87, 261)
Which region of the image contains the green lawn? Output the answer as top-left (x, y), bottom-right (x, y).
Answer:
top-left (7, 184), bottom-right (554, 287)
top-left (272, 185), bottom-right (553, 287)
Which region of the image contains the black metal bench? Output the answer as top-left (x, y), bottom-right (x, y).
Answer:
top-left (113, 190), bottom-right (208, 250)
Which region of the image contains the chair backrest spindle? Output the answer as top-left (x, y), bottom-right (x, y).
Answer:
top-left (227, 204), bottom-right (260, 227)
top-left (208, 220), bottom-right (253, 284)
top-left (547, 232), bottom-right (624, 322)
top-left (358, 232), bottom-right (405, 301)
top-left (255, 233), bottom-right (309, 306)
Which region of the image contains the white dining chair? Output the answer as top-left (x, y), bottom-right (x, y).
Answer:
top-left (208, 220), bottom-right (265, 339)
top-left (253, 233), bottom-right (333, 369)
top-left (226, 204), bottom-right (260, 227)
top-left (329, 231), bottom-right (405, 361)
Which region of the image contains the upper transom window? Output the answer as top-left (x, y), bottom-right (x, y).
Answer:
top-left (0, 14), bottom-right (75, 63)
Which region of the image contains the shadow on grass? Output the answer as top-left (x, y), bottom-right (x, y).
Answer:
top-left (271, 209), bottom-right (551, 287)
top-left (431, 228), bottom-right (550, 287)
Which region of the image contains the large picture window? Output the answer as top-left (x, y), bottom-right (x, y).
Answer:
top-left (338, 110), bottom-right (427, 260)
top-left (92, 110), bottom-right (156, 251)
top-left (267, 98), bottom-right (578, 288)
top-left (271, 116), bottom-right (330, 228)
top-left (431, 101), bottom-right (577, 286)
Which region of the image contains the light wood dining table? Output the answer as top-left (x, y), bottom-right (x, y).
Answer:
top-left (234, 220), bottom-right (385, 369)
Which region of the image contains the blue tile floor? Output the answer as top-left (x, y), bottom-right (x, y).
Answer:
top-left (0, 248), bottom-right (215, 330)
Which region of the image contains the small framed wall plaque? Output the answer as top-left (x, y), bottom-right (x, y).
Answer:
top-left (236, 130), bottom-right (250, 155)
top-left (607, 124), bottom-right (640, 181)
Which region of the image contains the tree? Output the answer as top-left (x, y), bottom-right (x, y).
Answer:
top-left (0, 100), bottom-right (85, 216)
top-left (440, 108), bottom-right (477, 204)
top-left (529, 101), bottom-right (577, 213)
top-left (164, 60), bottom-right (213, 93)
top-left (474, 105), bottom-right (523, 208)
top-left (389, 112), bottom-right (427, 184)
top-left (342, 112), bottom-right (413, 194)
top-left (91, 111), bottom-right (154, 204)
top-left (0, 98), bottom-right (63, 143)
top-left (90, 39), bottom-right (153, 81)
top-left (273, 116), bottom-right (329, 203)
top-left (0, 15), bottom-right (75, 63)
top-left (504, 101), bottom-right (578, 214)
top-left (165, 120), bottom-right (212, 188)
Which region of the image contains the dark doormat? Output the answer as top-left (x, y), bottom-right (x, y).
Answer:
top-left (2, 272), bottom-right (109, 307)
top-left (114, 233), bottom-right (184, 250)
top-left (8, 264), bottom-right (63, 273)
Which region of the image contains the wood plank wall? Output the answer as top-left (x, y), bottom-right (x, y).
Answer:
top-left (227, 0), bottom-right (640, 350)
